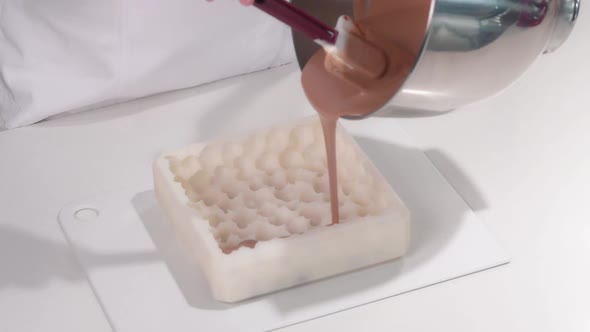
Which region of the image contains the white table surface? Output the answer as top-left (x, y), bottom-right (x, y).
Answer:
top-left (1, 12), bottom-right (589, 331)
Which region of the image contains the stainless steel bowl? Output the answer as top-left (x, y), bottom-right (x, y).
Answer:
top-left (292, 0), bottom-right (580, 116)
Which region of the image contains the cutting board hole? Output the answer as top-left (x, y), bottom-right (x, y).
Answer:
top-left (75, 207), bottom-right (99, 222)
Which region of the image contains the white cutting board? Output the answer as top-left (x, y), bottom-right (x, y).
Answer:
top-left (58, 119), bottom-right (510, 332)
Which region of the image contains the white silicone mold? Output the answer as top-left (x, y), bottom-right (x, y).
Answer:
top-left (153, 116), bottom-right (410, 303)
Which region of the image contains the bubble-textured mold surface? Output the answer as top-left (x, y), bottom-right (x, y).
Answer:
top-left (153, 117), bottom-right (410, 303)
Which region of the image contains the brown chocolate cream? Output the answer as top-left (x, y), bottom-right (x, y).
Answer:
top-left (301, 0), bottom-right (431, 225)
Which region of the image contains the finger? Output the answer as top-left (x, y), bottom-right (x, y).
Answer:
top-left (240, 0), bottom-right (255, 5)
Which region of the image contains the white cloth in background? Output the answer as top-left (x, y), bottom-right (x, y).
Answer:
top-left (0, 0), bottom-right (295, 129)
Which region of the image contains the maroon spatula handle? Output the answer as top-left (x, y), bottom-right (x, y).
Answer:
top-left (253, 0), bottom-right (338, 45)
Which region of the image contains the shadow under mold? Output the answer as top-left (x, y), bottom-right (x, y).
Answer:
top-left (130, 135), bottom-right (486, 315)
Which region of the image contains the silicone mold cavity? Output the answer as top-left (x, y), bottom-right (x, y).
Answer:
top-left (153, 116), bottom-right (410, 302)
